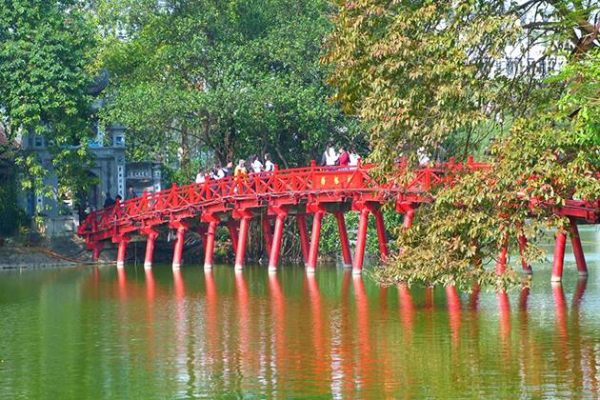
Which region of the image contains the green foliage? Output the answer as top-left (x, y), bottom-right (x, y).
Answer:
top-left (0, 0), bottom-right (97, 205)
top-left (324, 0), bottom-right (520, 165)
top-left (326, 1), bottom-right (600, 288)
top-left (97, 0), bottom-right (363, 180)
top-left (319, 208), bottom-right (403, 257)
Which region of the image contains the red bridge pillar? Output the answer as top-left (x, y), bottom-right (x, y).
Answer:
top-left (91, 242), bottom-right (104, 262)
top-left (568, 218), bottom-right (588, 277)
top-left (268, 207), bottom-right (288, 272)
top-left (171, 221), bottom-right (188, 270)
top-left (226, 221), bottom-right (239, 254)
top-left (202, 214), bottom-right (220, 270)
top-left (234, 210), bottom-right (253, 271)
top-left (403, 207), bottom-right (415, 229)
top-left (307, 206), bottom-right (325, 273)
top-left (373, 209), bottom-right (389, 259)
top-left (334, 212), bottom-right (352, 268)
top-left (551, 229), bottom-right (567, 282)
top-left (197, 224), bottom-right (208, 254)
top-left (141, 228), bottom-right (159, 269)
top-left (262, 217), bottom-right (273, 255)
top-left (114, 236), bottom-right (130, 268)
top-left (495, 232), bottom-right (509, 275)
top-left (517, 234), bottom-right (533, 274)
top-left (353, 204), bottom-right (371, 275)
top-left (296, 214), bottom-right (310, 266)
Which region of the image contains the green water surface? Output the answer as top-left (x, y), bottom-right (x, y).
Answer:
top-left (0, 227), bottom-right (599, 399)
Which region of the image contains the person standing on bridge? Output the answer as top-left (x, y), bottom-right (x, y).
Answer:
top-left (338, 145), bottom-right (350, 167)
top-left (234, 159), bottom-right (248, 194)
top-left (195, 168), bottom-right (206, 184)
top-left (322, 143), bottom-right (338, 166)
top-left (349, 146), bottom-right (361, 167)
top-left (223, 162), bottom-right (234, 177)
top-left (104, 193), bottom-right (115, 208)
top-left (126, 185), bottom-right (137, 200)
top-left (251, 155), bottom-right (263, 173)
top-left (234, 160), bottom-right (247, 177)
top-left (264, 153), bottom-right (275, 172)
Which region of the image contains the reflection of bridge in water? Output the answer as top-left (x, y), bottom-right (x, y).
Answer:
top-left (78, 158), bottom-right (600, 281)
top-left (91, 267), bottom-right (597, 398)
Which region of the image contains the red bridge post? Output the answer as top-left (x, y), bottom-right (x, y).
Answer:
top-left (495, 232), bottom-right (508, 275)
top-left (403, 207), bottom-right (415, 229)
top-left (234, 210), bottom-right (253, 271)
top-left (551, 229), bottom-right (567, 282)
top-left (373, 208), bottom-right (389, 259)
top-left (226, 221), bottom-right (239, 254)
top-left (334, 212), bottom-right (352, 268)
top-left (517, 234), bottom-right (533, 274)
top-left (307, 207), bottom-right (325, 274)
top-left (197, 224), bottom-right (208, 254)
top-left (115, 236), bottom-right (130, 268)
top-left (91, 242), bottom-right (104, 262)
top-left (568, 218), bottom-right (588, 277)
top-left (202, 214), bottom-right (220, 270)
top-left (268, 206), bottom-right (288, 272)
top-left (262, 217), bottom-right (273, 255)
top-left (171, 221), bottom-right (188, 270)
top-left (141, 228), bottom-right (159, 269)
top-left (296, 215), bottom-right (310, 266)
top-left (353, 204), bottom-right (371, 275)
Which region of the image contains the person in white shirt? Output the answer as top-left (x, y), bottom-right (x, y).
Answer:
top-left (214, 165), bottom-right (225, 180)
top-left (195, 169), bottom-right (206, 184)
top-left (417, 147), bottom-right (430, 166)
top-left (251, 155), bottom-right (263, 173)
top-left (349, 146), bottom-right (361, 166)
top-left (323, 144), bottom-right (338, 166)
top-left (264, 153), bottom-right (275, 172)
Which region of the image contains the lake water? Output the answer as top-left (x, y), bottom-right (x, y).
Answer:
top-left (0, 227), bottom-right (598, 399)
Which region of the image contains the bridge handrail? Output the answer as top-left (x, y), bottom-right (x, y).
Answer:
top-left (75, 159), bottom-right (502, 238)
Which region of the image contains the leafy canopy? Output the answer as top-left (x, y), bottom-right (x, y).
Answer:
top-left (325, 0), bottom-right (600, 289)
top-left (0, 0), bottom-right (97, 199)
top-left (98, 0), bottom-right (362, 180)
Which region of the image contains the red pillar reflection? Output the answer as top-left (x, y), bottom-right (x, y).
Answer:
top-left (397, 284), bottom-right (415, 341)
top-left (144, 267), bottom-right (156, 364)
top-left (338, 270), bottom-right (354, 396)
top-left (173, 268), bottom-right (185, 299)
top-left (573, 277), bottom-right (587, 308)
top-left (519, 286), bottom-right (530, 311)
top-left (445, 286), bottom-right (461, 347)
top-left (353, 275), bottom-right (373, 393)
top-left (468, 283), bottom-right (480, 311)
top-left (117, 266), bottom-right (127, 300)
top-left (497, 291), bottom-right (511, 363)
top-left (268, 272), bottom-right (285, 389)
top-left (145, 268), bottom-right (155, 302)
top-left (552, 283), bottom-right (570, 385)
top-left (424, 286), bottom-right (434, 310)
top-left (306, 274), bottom-right (328, 391)
top-left (235, 271), bottom-right (251, 375)
top-left (204, 270), bottom-right (220, 373)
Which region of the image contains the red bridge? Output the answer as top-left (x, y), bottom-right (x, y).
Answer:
top-left (78, 159), bottom-right (599, 282)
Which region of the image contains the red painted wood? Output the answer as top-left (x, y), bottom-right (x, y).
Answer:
top-left (334, 212), bottom-right (352, 267)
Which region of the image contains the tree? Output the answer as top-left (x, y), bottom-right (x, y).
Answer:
top-left (96, 0), bottom-right (363, 180)
top-left (0, 0), bottom-right (97, 209)
top-left (325, 1), bottom-right (600, 288)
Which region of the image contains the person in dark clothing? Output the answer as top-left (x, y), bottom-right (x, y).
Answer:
top-left (103, 193), bottom-right (115, 208)
top-left (126, 186), bottom-right (137, 200)
top-left (223, 162), bottom-right (234, 177)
